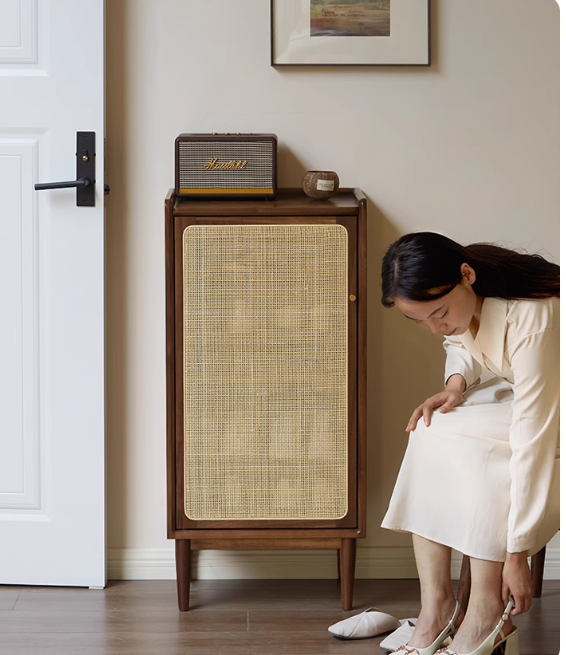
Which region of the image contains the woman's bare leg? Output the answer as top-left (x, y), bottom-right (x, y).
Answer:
top-left (407, 535), bottom-right (460, 648)
top-left (448, 557), bottom-right (513, 653)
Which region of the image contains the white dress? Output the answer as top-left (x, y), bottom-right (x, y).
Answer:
top-left (381, 297), bottom-right (560, 561)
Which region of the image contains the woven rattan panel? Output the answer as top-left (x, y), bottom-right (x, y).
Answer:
top-left (183, 224), bottom-right (348, 520)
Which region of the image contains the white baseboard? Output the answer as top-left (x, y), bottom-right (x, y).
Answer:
top-left (107, 546), bottom-right (560, 581)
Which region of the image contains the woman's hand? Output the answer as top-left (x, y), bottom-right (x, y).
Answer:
top-left (502, 552), bottom-right (532, 615)
top-left (406, 375), bottom-right (466, 432)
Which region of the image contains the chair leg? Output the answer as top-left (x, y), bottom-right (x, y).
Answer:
top-left (531, 546), bottom-right (546, 598)
top-left (457, 555), bottom-right (471, 615)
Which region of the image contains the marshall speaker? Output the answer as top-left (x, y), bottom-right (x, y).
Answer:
top-left (175, 133), bottom-right (277, 198)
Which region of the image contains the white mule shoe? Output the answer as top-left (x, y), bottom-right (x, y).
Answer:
top-left (389, 601), bottom-right (460, 655)
top-left (379, 618), bottom-right (418, 652)
top-left (434, 599), bottom-right (518, 655)
top-left (328, 607), bottom-right (401, 639)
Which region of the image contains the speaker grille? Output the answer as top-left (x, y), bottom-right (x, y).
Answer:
top-left (183, 224), bottom-right (348, 520)
top-left (178, 141), bottom-right (274, 191)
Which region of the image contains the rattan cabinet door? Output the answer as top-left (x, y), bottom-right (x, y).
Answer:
top-left (174, 217), bottom-right (358, 530)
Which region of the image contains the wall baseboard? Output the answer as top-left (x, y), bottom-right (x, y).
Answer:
top-left (107, 546), bottom-right (560, 581)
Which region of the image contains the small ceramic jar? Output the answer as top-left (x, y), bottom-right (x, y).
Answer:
top-left (303, 170), bottom-right (340, 200)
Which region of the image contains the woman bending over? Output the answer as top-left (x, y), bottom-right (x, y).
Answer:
top-left (380, 232), bottom-right (559, 655)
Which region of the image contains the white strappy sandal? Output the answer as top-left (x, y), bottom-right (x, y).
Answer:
top-left (434, 599), bottom-right (518, 655)
top-left (388, 601), bottom-right (460, 655)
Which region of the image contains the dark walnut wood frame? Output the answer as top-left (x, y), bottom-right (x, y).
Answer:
top-left (165, 188), bottom-right (367, 611)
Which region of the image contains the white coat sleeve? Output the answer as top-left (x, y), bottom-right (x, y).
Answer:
top-left (442, 336), bottom-right (482, 390)
top-left (506, 325), bottom-right (560, 553)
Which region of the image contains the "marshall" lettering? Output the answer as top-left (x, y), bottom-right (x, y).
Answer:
top-left (204, 158), bottom-right (248, 171)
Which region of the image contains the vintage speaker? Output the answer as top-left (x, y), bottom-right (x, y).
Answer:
top-left (175, 133), bottom-right (277, 198)
top-left (165, 188), bottom-right (367, 611)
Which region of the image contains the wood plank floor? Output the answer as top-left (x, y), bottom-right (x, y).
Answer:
top-left (0, 579), bottom-right (559, 655)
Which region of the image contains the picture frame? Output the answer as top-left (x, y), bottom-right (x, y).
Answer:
top-left (271, 0), bottom-right (430, 67)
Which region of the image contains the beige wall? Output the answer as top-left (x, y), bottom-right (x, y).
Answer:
top-left (105, 0), bottom-right (559, 579)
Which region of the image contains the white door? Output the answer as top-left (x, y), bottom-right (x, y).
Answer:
top-left (0, 0), bottom-right (105, 587)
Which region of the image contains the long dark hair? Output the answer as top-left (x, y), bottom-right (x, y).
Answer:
top-left (381, 232), bottom-right (560, 308)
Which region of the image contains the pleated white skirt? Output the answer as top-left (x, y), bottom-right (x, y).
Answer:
top-left (381, 377), bottom-right (560, 561)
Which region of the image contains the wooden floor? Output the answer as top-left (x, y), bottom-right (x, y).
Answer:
top-left (0, 579), bottom-right (559, 655)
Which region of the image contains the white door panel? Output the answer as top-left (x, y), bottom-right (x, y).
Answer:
top-left (0, 0), bottom-right (105, 587)
top-left (0, 139), bottom-right (39, 511)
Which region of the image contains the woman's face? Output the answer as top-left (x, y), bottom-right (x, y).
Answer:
top-left (393, 263), bottom-right (482, 337)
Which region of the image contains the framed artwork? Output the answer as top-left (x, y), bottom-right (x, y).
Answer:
top-left (271, 0), bottom-right (430, 67)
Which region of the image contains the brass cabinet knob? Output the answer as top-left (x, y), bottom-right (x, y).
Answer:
top-left (349, 294), bottom-right (357, 302)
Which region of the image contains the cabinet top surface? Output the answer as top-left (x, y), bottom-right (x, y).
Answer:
top-left (167, 188), bottom-right (365, 217)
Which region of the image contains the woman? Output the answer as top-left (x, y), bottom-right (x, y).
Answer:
top-left (380, 232), bottom-right (559, 655)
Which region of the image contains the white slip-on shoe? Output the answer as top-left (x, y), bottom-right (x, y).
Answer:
top-left (434, 599), bottom-right (518, 655)
top-left (328, 607), bottom-right (401, 640)
top-left (388, 601), bottom-right (460, 655)
top-left (379, 618), bottom-right (418, 651)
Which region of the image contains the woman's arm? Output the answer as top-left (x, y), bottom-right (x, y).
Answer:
top-left (443, 336), bottom-right (482, 391)
top-left (445, 373), bottom-right (467, 395)
top-left (405, 339), bottom-right (479, 432)
top-left (502, 551), bottom-right (531, 616)
top-left (506, 325), bottom-right (559, 553)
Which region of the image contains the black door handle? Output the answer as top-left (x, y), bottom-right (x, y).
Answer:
top-left (34, 132), bottom-right (96, 206)
top-left (35, 177), bottom-right (91, 190)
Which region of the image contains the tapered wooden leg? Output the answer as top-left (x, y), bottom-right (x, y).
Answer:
top-left (337, 550), bottom-right (341, 582)
top-left (339, 538), bottom-right (356, 610)
top-left (531, 546), bottom-right (546, 598)
top-left (457, 555), bottom-right (471, 615)
top-left (175, 539), bottom-right (191, 611)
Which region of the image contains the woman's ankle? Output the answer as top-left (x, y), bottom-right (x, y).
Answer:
top-left (408, 597), bottom-right (457, 646)
top-left (466, 595), bottom-right (505, 620)
top-left (419, 593), bottom-right (457, 619)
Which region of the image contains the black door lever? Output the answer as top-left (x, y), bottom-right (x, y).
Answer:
top-left (34, 132), bottom-right (96, 206)
top-left (35, 177), bottom-right (91, 190)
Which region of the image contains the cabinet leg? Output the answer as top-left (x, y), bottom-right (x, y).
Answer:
top-left (175, 539), bottom-right (191, 611)
top-left (337, 549), bottom-right (341, 582)
top-left (339, 538), bottom-right (356, 610)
